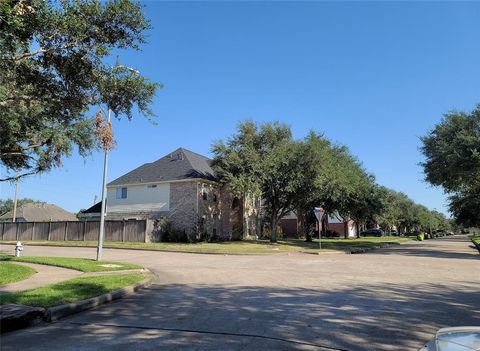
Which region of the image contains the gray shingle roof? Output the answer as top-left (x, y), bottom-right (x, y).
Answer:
top-left (107, 148), bottom-right (217, 186)
top-left (0, 203), bottom-right (78, 222)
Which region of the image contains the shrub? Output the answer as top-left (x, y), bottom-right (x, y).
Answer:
top-left (417, 233), bottom-right (425, 241)
top-left (154, 217), bottom-right (193, 243)
top-left (262, 225), bottom-right (284, 240)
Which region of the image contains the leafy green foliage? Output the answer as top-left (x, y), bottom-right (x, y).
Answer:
top-left (291, 131), bottom-right (380, 239)
top-left (0, 0), bottom-right (159, 180)
top-left (212, 121), bottom-right (301, 242)
top-left (421, 105), bottom-right (480, 227)
top-left (449, 187), bottom-right (480, 228)
top-left (213, 120), bottom-right (448, 241)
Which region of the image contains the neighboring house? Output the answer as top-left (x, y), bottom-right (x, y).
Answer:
top-left (279, 211), bottom-right (298, 237)
top-left (0, 203), bottom-right (78, 222)
top-left (279, 208), bottom-right (357, 238)
top-left (79, 148), bottom-right (260, 240)
top-left (321, 211), bottom-right (357, 238)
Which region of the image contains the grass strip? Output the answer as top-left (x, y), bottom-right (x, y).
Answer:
top-left (1, 236), bottom-right (411, 254)
top-left (0, 274), bottom-right (144, 307)
top-left (0, 255), bottom-right (141, 272)
top-left (472, 236), bottom-right (480, 252)
top-left (0, 262), bottom-right (36, 285)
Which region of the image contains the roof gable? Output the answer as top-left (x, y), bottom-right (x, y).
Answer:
top-left (0, 203), bottom-right (78, 222)
top-left (108, 148), bottom-right (217, 186)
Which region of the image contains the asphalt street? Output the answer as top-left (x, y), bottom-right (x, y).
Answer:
top-left (1, 235), bottom-right (479, 350)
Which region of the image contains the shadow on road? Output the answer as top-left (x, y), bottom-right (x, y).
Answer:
top-left (6, 279), bottom-right (477, 351)
top-left (369, 236), bottom-right (480, 261)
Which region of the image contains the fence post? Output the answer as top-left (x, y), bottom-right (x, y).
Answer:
top-left (47, 222), bottom-right (52, 241)
top-left (64, 222), bottom-right (68, 241)
top-left (144, 220), bottom-right (148, 243)
top-left (122, 220), bottom-right (126, 242)
top-left (32, 222), bottom-right (35, 240)
top-left (0, 223), bottom-right (3, 241)
top-left (82, 221), bottom-right (86, 241)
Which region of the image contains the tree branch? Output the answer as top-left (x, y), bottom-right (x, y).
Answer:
top-left (0, 171), bottom-right (37, 182)
top-left (1, 143), bottom-right (46, 155)
top-left (13, 37), bottom-right (88, 61)
top-left (14, 47), bottom-right (48, 61)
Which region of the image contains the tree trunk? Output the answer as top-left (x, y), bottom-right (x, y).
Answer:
top-left (305, 213), bottom-right (313, 242)
top-left (271, 217), bottom-right (277, 243)
top-left (344, 221), bottom-right (349, 239)
top-left (356, 222), bottom-right (360, 238)
top-left (297, 210), bottom-right (305, 239)
top-left (321, 213), bottom-right (327, 237)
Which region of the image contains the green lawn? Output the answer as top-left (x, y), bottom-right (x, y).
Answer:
top-left (0, 254), bottom-right (142, 272)
top-left (0, 236), bottom-right (411, 254)
top-left (0, 262), bottom-right (36, 285)
top-left (0, 274), bottom-right (144, 307)
top-left (472, 236), bottom-right (480, 249)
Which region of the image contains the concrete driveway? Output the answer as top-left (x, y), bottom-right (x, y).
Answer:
top-left (1, 235), bottom-right (479, 350)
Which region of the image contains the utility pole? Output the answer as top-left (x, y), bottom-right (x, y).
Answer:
top-left (96, 108), bottom-right (111, 261)
top-left (96, 63), bottom-right (140, 261)
top-left (12, 173), bottom-right (19, 223)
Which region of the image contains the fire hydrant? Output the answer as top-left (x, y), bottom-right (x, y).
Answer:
top-left (15, 241), bottom-right (23, 257)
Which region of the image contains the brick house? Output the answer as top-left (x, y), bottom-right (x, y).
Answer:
top-left (279, 209), bottom-right (357, 238)
top-left (80, 148), bottom-right (260, 241)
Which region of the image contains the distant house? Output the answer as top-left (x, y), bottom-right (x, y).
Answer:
top-left (279, 208), bottom-right (357, 238)
top-left (320, 210), bottom-right (357, 238)
top-left (0, 203), bottom-right (78, 222)
top-left (79, 147), bottom-right (261, 240)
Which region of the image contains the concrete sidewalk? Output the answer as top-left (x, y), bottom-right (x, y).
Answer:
top-left (0, 262), bottom-right (82, 294)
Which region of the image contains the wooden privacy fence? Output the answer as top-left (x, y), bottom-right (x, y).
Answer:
top-left (0, 220), bottom-right (147, 243)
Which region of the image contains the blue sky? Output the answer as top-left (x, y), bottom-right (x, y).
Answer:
top-left (2, 1), bottom-right (480, 215)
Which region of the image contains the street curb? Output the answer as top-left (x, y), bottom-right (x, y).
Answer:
top-left (45, 270), bottom-right (155, 322)
top-left (300, 250), bottom-right (348, 255)
top-left (1, 241), bottom-right (340, 256)
top-left (0, 241), bottom-right (406, 256)
top-left (348, 243), bottom-right (393, 254)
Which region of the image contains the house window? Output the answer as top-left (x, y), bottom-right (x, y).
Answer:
top-left (147, 184), bottom-right (157, 189)
top-left (116, 187), bottom-right (127, 199)
top-left (202, 184), bottom-right (208, 200)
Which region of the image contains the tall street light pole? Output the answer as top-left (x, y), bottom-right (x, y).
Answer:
top-left (96, 64), bottom-right (140, 261)
top-left (12, 173), bottom-right (19, 223)
top-left (96, 108), bottom-right (111, 261)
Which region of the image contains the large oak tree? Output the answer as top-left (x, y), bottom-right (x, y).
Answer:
top-left (0, 0), bottom-right (159, 180)
top-left (421, 105), bottom-right (480, 227)
top-left (212, 121), bottom-right (302, 242)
